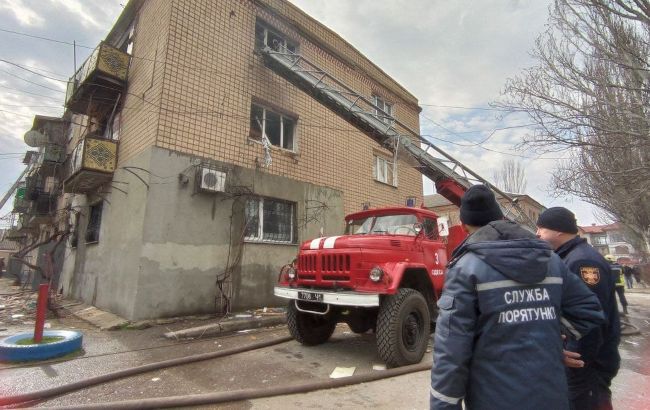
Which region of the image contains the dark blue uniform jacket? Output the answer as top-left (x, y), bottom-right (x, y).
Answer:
top-left (430, 221), bottom-right (605, 410)
top-left (555, 237), bottom-right (621, 391)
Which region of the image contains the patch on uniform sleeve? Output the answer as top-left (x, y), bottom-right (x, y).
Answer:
top-left (580, 266), bottom-right (600, 286)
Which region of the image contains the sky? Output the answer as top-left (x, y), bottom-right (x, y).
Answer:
top-left (0, 0), bottom-right (604, 228)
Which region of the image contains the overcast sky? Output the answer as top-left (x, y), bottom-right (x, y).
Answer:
top-left (0, 0), bottom-right (603, 227)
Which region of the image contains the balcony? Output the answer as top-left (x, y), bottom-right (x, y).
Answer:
top-left (64, 137), bottom-right (117, 193)
top-left (12, 196), bottom-right (31, 214)
top-left (16, 214), bottom-right (37, 234)
top-left (4, 227), bottom-right (27, 240)
top-left (12, 187), bottom-right (30, 214)
top-left (27, 193), bottom-right (56, 225)
top-left (65, 41), bottom-right (130, 114)
top-left (34, 143), bottom-right (66, 176)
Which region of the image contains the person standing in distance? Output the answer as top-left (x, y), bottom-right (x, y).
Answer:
top-left (605, 255), bottom-right (628, 316)
top-left (430, 186), bottom-right (604, 410)
top-left (536, 207), bottom-right (620, 410)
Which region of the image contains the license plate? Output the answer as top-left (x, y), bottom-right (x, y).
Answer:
top-left (298, 291), bottom-right (323, 302)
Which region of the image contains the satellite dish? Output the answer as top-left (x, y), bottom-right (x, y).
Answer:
top-left (24, 130), bottom-right (47, 147)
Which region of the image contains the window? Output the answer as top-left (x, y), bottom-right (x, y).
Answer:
top-left (85, 202), bottom-right (103, 243)
top-left (245, 198), bottom-right (296, 243)
top-left (593, 235), bottom-right (607, 245)
top-left (118, 22), bottom-right (136, 55)
top-left (255, 20), bottom-right (296, 53)
top-left (374, 155), bottom-right (396, 186)
top-left (250, 103), bottom-right (295, 151)
top-left (609, 233), bottom-right (624, 243)
top-left (373, 95), bottom-right (394, 125)
top-left (422, 218), bottom-right (439, 240)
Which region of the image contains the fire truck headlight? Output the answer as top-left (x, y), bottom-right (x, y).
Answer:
top-left (287, 266), bottom-right (296, 281)
top-left (369, 266), bottom-right (384, 282)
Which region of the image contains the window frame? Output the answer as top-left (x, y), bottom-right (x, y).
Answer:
top-left (373, 95), bottom-right (394, 125)
top-left (374, 154), bottom-right (397, 186)
top-left (244, 197), bottom-right (297, 244)
top-left (255, 20), bottom-right (297, 53)
top-left (249, 103), bottom-right (296, 151)
top-left (85, 202), bottom-right (103, 244)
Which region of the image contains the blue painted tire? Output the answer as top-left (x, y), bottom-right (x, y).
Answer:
top-left (0, 330), bottom-right (83, 362)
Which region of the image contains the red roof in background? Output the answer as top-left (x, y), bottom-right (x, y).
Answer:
top-left (579, 222), bottom-right (620, 234)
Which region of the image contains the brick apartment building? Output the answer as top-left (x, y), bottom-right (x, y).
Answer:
top-left (10, 0), bottom-right (423, 320)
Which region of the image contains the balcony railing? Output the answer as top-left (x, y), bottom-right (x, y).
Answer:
top-left (63, 136), bottom-right (117, 193)
top-left (65, 41), bottom-right (130, 114)
top-left (12, 196), bottom-right (30, 214)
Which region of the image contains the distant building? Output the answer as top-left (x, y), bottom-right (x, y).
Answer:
top-left (579, 223), bottom-right (639, 263)
top-left (424, 192), bottom-right (546, 227)
top-left (0, 229), bottom-right (19, 264)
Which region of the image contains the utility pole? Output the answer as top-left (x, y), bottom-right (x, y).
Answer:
top-left (0, 165), bottom-right (30, 211)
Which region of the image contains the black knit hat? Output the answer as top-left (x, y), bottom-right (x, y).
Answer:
top-left (536, 207), bottom-right (578, 234)
top-left (459, 185), bottom-right (504, 227)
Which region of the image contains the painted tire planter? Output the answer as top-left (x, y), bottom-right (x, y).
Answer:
top-left (0, 330), bottom-right (83, 362)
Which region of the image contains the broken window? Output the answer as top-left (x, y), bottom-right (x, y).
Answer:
top-left (249, 103), bottom-right (295, 151)
top-left (255, 20), bottom-right (296, 53)
top-left (373, 155), bottom-right (396, 186)
top-left (245, 197), bottom-right (296, 244)
top-left (373, 95), bottom-right (394, 125)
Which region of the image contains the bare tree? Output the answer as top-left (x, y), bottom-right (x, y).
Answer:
top-left (496, 0), bottom-right (650, 254)
top-left (492, 159), bottom-right (527, 193)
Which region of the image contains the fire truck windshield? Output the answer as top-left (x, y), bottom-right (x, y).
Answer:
top-left (346, 214), bottom-right (419, 236)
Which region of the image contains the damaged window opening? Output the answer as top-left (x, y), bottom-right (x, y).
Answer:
top-left (255, 20), bottom-right (296, 53)
top-left (373, 95), bottom-right (394, 125)
top-left (245, 197), bottom-right (296, 244)
top-left (249, 103), bottom-right (295, 151)
top-left (374, 155), bottom-right (396, 186)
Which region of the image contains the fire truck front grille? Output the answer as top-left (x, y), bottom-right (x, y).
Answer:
top-left (298, 253), bottom-right (351, 282)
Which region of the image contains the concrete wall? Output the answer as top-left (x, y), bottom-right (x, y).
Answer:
top-left (59, 149), bottom-right (151, 319)
top-left (126, 146), bottom-right (343, 319)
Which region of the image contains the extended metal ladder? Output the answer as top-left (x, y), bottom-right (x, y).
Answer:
top-left (259, 45), bottom-right (536, 230)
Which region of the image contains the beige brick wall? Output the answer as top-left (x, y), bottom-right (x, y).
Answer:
top-left (117, 0), bottom-right (172, 164)
top-left (118, 0), bottom-right (423, 216)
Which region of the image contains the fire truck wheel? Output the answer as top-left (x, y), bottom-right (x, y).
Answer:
top-left (287, 301), bottom-right (336, 346)
top-left (376, 288), bottom-right (430, 368)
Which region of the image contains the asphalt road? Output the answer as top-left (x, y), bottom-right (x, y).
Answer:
top-left (1, 287), bottom-right (649, 409)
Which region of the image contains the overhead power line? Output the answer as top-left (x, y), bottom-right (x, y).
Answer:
top-left (0, 68), bottom-right (65, 93)
top-left (0, 85), bottom-right (61, 100)
top-left (0, 28), bottom-right (93, 49)
top-left (0, 59), bottom-right (68, 82)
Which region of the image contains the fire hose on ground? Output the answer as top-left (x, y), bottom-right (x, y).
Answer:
top-left (1, 334), bottom-right (432, 409)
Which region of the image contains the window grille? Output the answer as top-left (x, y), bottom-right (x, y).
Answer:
top-left (245, 197), bottom-right (296, 244)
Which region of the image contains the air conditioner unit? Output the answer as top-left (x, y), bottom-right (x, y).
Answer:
top-left (197, 167), bottom-right (226, 193)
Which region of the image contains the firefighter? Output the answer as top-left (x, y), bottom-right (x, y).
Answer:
top-left (430, 186), bottom-right (604, 410)
top-left (605, 255), bottom-right (628, 315)
top-left (536, 207), bottom-right (620, 410)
